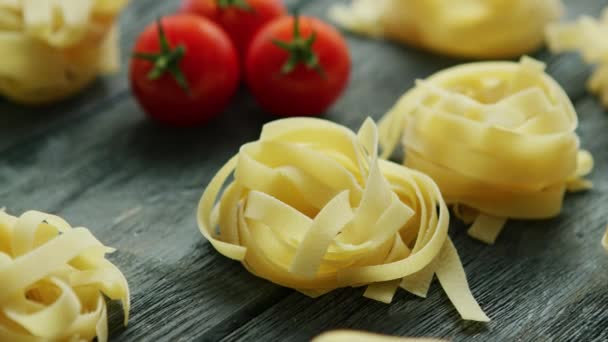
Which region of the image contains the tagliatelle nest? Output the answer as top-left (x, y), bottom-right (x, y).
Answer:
top-left (379, 57), bottom-right (594, 244)
top-left (330, 0), bottom-right (563, 58)
top-left (0, 0), bottom-right (129, 104)
top-left (198, 117), bottom-right (489, 322)
top-left (0, 211), bottom-right (130, 342)
top-left (546, 8), bottom-right (608, 108)
top-left (312, 330), bottom-right (445, 342)
top-left (603, 225), bottom-right (608, 251)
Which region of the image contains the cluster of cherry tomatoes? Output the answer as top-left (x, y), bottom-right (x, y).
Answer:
top-left (129, 0), bottom-right (352, 126)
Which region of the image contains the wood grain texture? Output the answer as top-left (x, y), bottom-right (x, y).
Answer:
top-left (0, 0), bottom-right (607, 341)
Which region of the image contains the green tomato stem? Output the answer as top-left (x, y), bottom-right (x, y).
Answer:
top-left (133, 18), bottom-right (191, 94)
top-left (272, 13), bottom-right (327, 79)
top-left (217, 0), bottom-right (253, 11)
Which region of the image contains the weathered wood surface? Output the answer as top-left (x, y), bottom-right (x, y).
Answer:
top-left (1, 0), bottom-right (608, 341)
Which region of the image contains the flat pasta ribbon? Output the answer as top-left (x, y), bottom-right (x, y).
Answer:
top-left (330, 0), bottom-right (563, 58)
top-left (378, 57), bottom-right (594, 244)
top-left (546, 8), bottom-right (608, 108)
top-left (0, 0), bottom-right (128, 104)
top-left (312, 330), bottom-right (445, 342)
top-left (198, 117), bottom-right (489, 322)
top-left (0, 210), bottom-right (130, 342)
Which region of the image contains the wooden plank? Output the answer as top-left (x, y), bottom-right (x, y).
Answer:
top-left (0, 0), bottom-right (606, 341)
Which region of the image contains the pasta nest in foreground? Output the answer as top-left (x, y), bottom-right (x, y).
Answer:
top-left (312, 330), bottom-right (445, 342)
top-left (330, 0), bottom-right (563, 58)
top-left (0, 0), bottom-right (129, 104)
top-left (379, 57), bottom-right (594, 244)
top-left (546, 8), bottom-right (608, 108)
top-left (0, 211), bottom-right (130, 342)
top-left (198, 117), bottom-right (488, 322)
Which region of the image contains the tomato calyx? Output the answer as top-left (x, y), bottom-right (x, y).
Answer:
top-left (272, 15), bottom-right (326, 78)
top-left (133, 18), bottom-right (190, 93)
top-left (217, 0), bottom-right (253, 11)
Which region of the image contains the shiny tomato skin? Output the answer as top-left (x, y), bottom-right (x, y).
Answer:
top-left (180, 0), bottom-right (286, 56)
top-left (245, 16), bottom-right (351, 117)
top-left (130, 15), bottom-right (239, 126)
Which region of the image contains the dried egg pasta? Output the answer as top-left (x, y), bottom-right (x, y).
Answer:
top-left (546, 8), bottom-right (608, 108)
top-left (0, 210), bottom-right (130, 342)
top-left (330, 0), bottom-right (563, 58)
top-left (312, 330), bottom-right (445, 342)
top-left (378, 57), bottom-right (593, 244)
top-left (0, 0), bottom-right (128, 104)
top-left (198, 117), bottom-right (489, 322)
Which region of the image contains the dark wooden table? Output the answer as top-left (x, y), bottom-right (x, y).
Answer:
top-left (1, 0), bottom-right (608, 341)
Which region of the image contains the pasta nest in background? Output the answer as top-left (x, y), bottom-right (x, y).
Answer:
top-left (546, 8), bottom-right (608, 108)
top-left (198, 117), bottom-right (488, 322)
top-left (379, 57), bottom-right (594, 244)
top-left (0, 211), bottom-right (130, 342)
top-left (0, 0), bottom-right (128, 104)
top-left (330, 0), bottom-right (563, 59)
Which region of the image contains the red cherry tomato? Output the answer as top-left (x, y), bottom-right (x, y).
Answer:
top-left (130, 15), bottom-right (239, 126)
top-left (245, 15), bottom-right (351, 117)
top-left (179, 0), bottom-right (286, 57)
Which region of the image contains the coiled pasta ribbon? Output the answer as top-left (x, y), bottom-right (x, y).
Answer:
top-left (546, 8), bottom-right (608, 108)
top-left (0, 210), bottom-right (130, 342)
top-left (198, 117), bottom-right (489, 322)
top-left (330, 0), bottom-right (563, 58)
top-left (0, 0), bottom-right (128, 104)
top-left (378, 57), bottom-right (594, 244)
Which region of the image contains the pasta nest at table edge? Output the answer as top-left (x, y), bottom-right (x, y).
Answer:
top-left (312, 330), bottom-right (445, 342)
top-left (0, 0), bottom-right (129, 104)
top-left (546, 7), bottom-right (608, 108)
top-left (198, 117), bottom-right (489, 322)
top-left (330, 0), bottom-right (563, 59)
top-left (378, 56), bottom-right (594, 244)
top-left (0, 210), bottom-right (130, 342)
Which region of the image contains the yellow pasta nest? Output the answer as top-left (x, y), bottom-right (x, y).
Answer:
top-left (0, 211), bottom-right (130, 342)
top-left (313, 330), bottom-right (445, 342)
top-left (603, 225), bottom-right (608, 251)
top-left (546, 8), bottom-right (608, 108)
top-left (378, 57), bottom-right (594, 244)
top-left (198, 117), bottom-right (489, 322)
top-left (330, 0), bottom-right (563, 59)
top-left (0, 0), bottom-right (128, 104)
